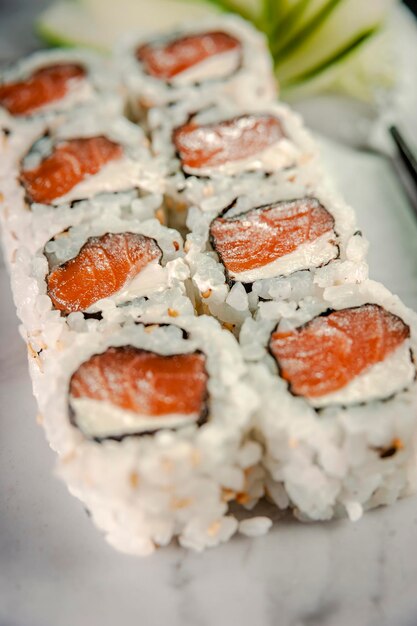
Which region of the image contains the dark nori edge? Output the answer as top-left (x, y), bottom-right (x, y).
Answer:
top-left (134, 321), bottom-right (190, 340)
top-left (82, 311), bottom-right (103, 321)
top-left (378, 446), bottom-right (398, 459)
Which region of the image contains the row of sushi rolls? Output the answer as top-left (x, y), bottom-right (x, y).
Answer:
top-left (1, 15), bottom-right (417, 556)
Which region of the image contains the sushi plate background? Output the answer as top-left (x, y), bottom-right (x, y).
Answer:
top-left (1, 2), bottom-right (417, 626)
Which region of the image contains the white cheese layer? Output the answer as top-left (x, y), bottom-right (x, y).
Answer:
top-left (227, 231), bottom-right (338, 283)
top-left (170, 49), bottom-right (241, 86)
top-left (49, 156), bottom-right (140, 205)
top-left (183, 137), bottom-right (300, 177)
top-left (87, 259), bottom-right (169, 312)
top-left (309, 341), bottom-right (415, 408)
top-left (70, 397), bottom-right (199, 438)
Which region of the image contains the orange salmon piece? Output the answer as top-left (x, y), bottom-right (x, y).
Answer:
top-left (173, 114), bottom-right (285, 171)
top-left (20, 136), bottom-right (123, 204)
top-left (136, 31), bottom-right (241, 80)
top-left (47, 232), bottom-right (162, 314)
top-left (0, 63), bottom-right (85, 116)
top-left (70, 347), bottom-right (208, 419)
top-left (210, 199), bottom-right (335, 274)
top-left (269, 304), bottom-right (410, 399)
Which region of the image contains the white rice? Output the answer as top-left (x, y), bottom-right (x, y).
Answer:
top-left (238, 516), bottom-right (273, 537)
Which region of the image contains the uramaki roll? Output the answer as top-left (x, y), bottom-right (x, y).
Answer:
top-left (240, 280), bottom-right (417, 521)
top-left (185, 181), bottom-right (368, 331)
top-left (12, 212), bottom-right (189, 354)
top-left (117, 15), bottom-right (276, 122)
top-left (37, 315), bottom-right (260, 554)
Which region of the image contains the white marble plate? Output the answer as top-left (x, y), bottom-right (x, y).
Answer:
top-left (1, 138), bottom-right (417, 626)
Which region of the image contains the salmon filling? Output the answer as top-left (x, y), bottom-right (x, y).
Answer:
top-left (136, 31), bottom-right (241, 80)
top-left (47, 232), bottom-right (162, 314)
top-left (173, 114), bottom-right (285, 172)
top-left (21, 136), bottom-right (123, 205)
top-left (269, 304), bottom-right (411, 403)
top-left (69, 346), bottom-right (208, 437)
top-left (210, 198), bottom-right (336, 280)
top-left (0, 63), bottom-right (85, 116)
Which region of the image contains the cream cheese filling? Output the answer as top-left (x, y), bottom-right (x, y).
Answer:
top-left (169, 48), bottom-right (241, 86)
top-left (48, 156), bottom-right (140, 205)
top-left (87, 259), bottom-right (168, 312)
top-left (70, 397), bottom-right (199, 438)
top-left (308, 341), bottom-right (415, 408)
top-left (226, 231), bottom-right (338, 283)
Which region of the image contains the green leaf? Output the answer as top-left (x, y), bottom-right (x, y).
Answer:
top-left (274, 0), bottom-right (394, 82)
top-left (205, 0), bottom-right (260, 24)
top-left (280, 25), bottom-right (395, 103)
top-left (281, 28), bottom-right (376, 86)
top-left (262, 0), bottom-right (299, 36)
top-left (271, 0), bottom-right (342, 58)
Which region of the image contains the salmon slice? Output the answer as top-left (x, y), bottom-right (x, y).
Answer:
top-left (47, 232), bottom-right (162, 314)
top-left (210, 198), bottom-right (335, 276)
top-left (136, 31), bottom-right (241, 80)
top-left (0, 63), bottom-right (85, 116)
top-left (20, 136), bottom-right (123, 204)
top-left (269, 304), bottom-right (410, 400)
top-left (173, 114), bottom-right (285, 172)
top-left (70, 346), bottom-right (208, 424)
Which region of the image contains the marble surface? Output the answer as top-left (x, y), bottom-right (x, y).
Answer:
top-left (1, 3), bottom-right (417, 626)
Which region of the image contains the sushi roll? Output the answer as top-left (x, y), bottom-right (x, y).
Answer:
top-left (36, 315), bottom-right (260, 554)
top-left (118, 15), bottom-right (276, 122)
top-left (150, 99), bottom-right (321, 228)
top-left (0, 48), bottom-right (123, 169)
top-left (0, 113), bottom-right (164, 265)
top-left (185, 182), bottom-right (368, 331)
top-left (12, 213), bottom-right (189, 354)
top-left (240, 280), bottom-right (417, 521)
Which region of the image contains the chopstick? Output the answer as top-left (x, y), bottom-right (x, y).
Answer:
top-left (389, 125), bottom-right (417, 190)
